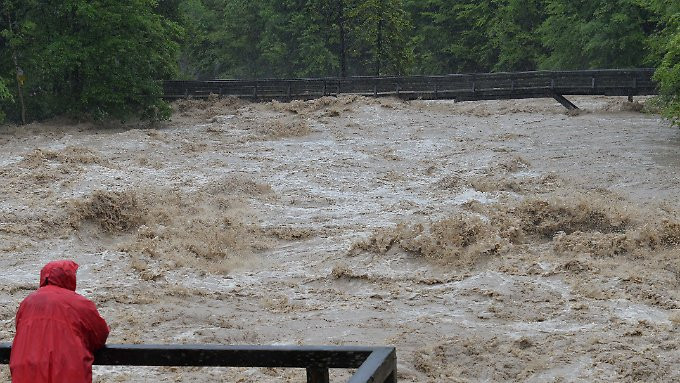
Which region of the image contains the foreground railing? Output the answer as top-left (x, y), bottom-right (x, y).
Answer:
top-left (0, 343), bottom-right (397, 383)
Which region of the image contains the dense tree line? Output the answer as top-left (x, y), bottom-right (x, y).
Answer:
top-left (0, 0), bottom-right (678, 122)
top-left (0, 0), bottom-right (181, 122)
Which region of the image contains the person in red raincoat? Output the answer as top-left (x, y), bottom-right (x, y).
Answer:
top-left (10, 260), bottom-right (110, 383)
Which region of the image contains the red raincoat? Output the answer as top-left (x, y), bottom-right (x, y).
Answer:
top-left (10, 260), bottom-right (110, 383)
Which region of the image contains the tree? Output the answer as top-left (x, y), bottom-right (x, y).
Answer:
top-left (351, 0), bottom-right (412, 75)
top-left (655, 32), bottom-right (680, 125)
top-left (156, 0), bottom-right (184, 21)
top-left (645, 1), bottom-right (680, 125)
top-left (539, 0), bottom-right (652, 69)
top-left (0, 78), bottom-right (10, 122)
top-left (181, 0), bottom-right (273, 79)
top-left (335, 0), bottom-right (350, 77)
top-left (0, 0), bottom-right (181, 122)
top-left (405, 0), bottom-right (497, 74)
top-left (488, 0), bottom-right (545, 72)
top-left (175, 0), bottom-right (218, 78)
top-left (298, 0), bottom-right (351, 77)
top-left (179, 0), bottom-right (375, 78)
top-left (0, 80), bottom-right (8, 100)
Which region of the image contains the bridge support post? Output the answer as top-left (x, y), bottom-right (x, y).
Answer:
top-left (307, 367), bottom-right (330, 383)
top-left (549, 91), bottom-right (578, 110)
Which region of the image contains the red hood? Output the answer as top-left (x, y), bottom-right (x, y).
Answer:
top-left (40, 260), bottom-right (78, 291)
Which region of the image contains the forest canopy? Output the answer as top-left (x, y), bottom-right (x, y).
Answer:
top-left (0, 0), bottom-right (678, 123)
top-left (0, 0), bottom-right (181, 122)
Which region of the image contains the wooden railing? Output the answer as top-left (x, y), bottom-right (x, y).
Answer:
top-left (0, 343), bottom-right (397, 383)
top-left (163, 68), bottom-right (657, 109)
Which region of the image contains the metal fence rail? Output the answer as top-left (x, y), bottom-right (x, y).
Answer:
top-left (163, 68), bottom-right (657, 109)
top-left (0, 343), bottom-right (397, 383)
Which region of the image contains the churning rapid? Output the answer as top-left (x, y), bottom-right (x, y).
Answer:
top-left (0, 95), bottom-right (678, 382)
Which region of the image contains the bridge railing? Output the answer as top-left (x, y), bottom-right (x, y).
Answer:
top-left (0, 343), bottom-right (397, 383)
top-left (163, 68), bottom-right (657, 103)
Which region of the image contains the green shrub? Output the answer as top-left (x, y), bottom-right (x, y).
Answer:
top-left (1, 0), bottom-right (182, 122)
top-left (0, 79), bottom-right (11, 123)
top-left (654, 28), bottom-right (680, 126)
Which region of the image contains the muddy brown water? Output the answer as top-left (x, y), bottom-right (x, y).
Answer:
top-left (1, 96), bottom-right (679, 382)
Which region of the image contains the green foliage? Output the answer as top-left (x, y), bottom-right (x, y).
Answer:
top-left (351, 0), bottom-right (413, 75)
top-left (0, 0), bottom-right (678, 123)
top-left (292, 7), bottom-right (340, 77)
top-left (539, 0), bottom-right (652, 69)
top-left (180, 0), bottom-right (413, 78)
top-left (0, 78), bottom-right (10, 122)
top-left (405, 0), bottom-right (495, 74)
top-left (653, 20), bottom-right (680, 125)
top-left (0, 0), bottom-right (181, 122)
top-left (171, 0), bottom-right (680, 124)
top-left (0, 80), bottom-right (9, 100)
top-left (405, 0), bottom-right (545, 74)
top-left (295, 0), bottom-right (350, 77)
top-left (488, 0), bottom-right (545, 72)
top-left (180, 0), bottom-right (274, 78)
top-left (639, 1), bottom-right (680, 125)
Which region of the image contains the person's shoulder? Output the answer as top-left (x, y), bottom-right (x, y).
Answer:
top-left (17, 289), bottom-right (41, 307)
top-left (32, 286), bottom-right (91, 302)
top-left (19, 287), bottom-right (72, 308)
top-left (21, 286), bottom-right (58, 301)
top-left (68, 290), bottom-right (100, 308)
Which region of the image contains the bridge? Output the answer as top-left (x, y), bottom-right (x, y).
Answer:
top-left (0, 343), bottom-right (397, 383)
top-left (164, 68), bottom-right (657, 110)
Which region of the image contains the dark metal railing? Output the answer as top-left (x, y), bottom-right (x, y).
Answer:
top-left (163, 68), bottom-right (657, 109)
top-left (0, 343), bottom-right (397, 383)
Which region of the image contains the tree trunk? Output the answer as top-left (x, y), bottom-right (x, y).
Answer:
top-left (338, 0), bottom-right (347, 77)
top-left (6, 11), bottom-right (26, 125)
top-left (376, 14), bottom-right (383, 76)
